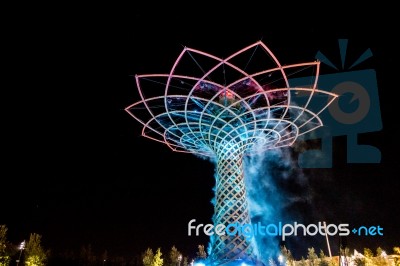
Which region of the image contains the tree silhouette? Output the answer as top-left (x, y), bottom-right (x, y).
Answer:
top-left (24, 233), bottom-right (48, 266)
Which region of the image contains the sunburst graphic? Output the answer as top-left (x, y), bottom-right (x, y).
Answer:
top-left (316, 39), bottom-right (373, 70)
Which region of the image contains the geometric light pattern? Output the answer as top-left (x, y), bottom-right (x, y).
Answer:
top-left (125, 41), bottom-right (337, 265)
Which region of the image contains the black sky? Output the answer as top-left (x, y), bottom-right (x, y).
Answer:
top-left (2, 3), bottom-right (399, 261)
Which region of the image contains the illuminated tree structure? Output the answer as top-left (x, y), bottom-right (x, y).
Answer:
top-left (125, 41), bottom-right (337, 265)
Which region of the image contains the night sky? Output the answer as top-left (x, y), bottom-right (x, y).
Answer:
top-left (2, 4), bottom-right (398, 262)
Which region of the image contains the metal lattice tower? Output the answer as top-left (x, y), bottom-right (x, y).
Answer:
top-left (125, 41), bottom-right (337, 265)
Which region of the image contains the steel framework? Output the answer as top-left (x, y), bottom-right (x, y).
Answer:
top-left (125, 41), bottom-right (337, 265)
